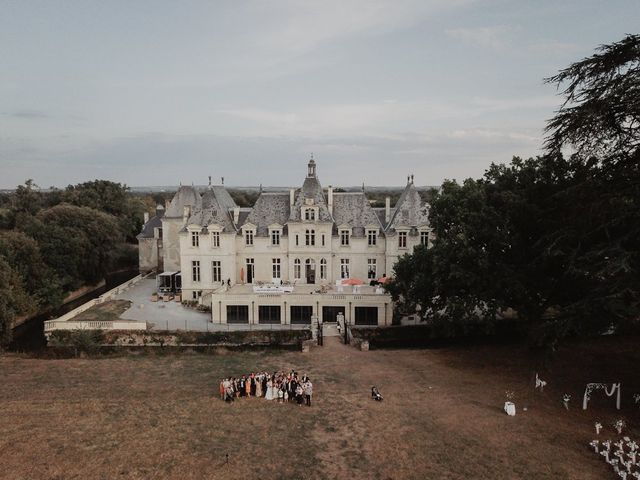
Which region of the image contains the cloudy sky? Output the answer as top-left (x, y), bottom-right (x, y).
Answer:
top-left (1, 0), bottom-right (638, 189)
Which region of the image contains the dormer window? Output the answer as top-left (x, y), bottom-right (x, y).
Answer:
top-left (340, 229), bottom-right (350, 246)
top-left (245, 230), bottom-right (254, 246)
top-left (304, 208), bottom-right (316, 221)
top-left (191, 231), bottom-right (200, 247)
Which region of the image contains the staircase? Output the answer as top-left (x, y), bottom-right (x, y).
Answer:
top-left (322, 323), bottom-right (340, 337)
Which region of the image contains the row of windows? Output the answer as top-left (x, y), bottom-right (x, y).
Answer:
top-left (192, 229), bottom-right (429, 249)
top-left (191, 258), bottom-right (380, 282)
top-left (225, 304), bottom-right (378, 325)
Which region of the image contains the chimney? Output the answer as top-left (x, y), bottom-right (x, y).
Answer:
top-left (289, 188), bottom-right (295, 208)
top-left (385, 197), bottom-right (391, 223)
top-left (233, 207), bottom-right (240, 224)
top-left (183, 205), bottom-right (191, 222)
top-left (328, 186), bottom-right (333, 215)
top-left (144, 212), bottom-right (150, 224)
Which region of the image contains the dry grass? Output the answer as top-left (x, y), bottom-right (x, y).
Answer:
top-left (1, 335), bottom-right (639, 479)
top-left (72, 300), bottom-right (132, 323)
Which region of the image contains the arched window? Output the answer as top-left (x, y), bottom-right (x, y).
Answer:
top-left (305, 229), bottom-right (315, 246)
top-left (294, 259), bottom-right (301, 279)
top-left (320, 258), bottom-right (327, 280)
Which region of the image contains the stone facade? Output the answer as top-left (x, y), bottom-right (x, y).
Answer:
top-left (138, 158), bottom-right (433, 326)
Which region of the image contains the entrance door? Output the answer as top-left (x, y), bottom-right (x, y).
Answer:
top-left (305, 259), bottom-right (316, 284)
top-left (322, 306), bottom-right (344, 323)
top-left (246, 258), bottom-right (254, 284)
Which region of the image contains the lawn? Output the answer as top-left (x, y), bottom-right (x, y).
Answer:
top-left (72, 300), bottom-right (132, 323)
top-left (1, 335), bottom-right (639, 479)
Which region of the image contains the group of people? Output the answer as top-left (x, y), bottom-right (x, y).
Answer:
top-left (219, 371), bottom-right (313, 406)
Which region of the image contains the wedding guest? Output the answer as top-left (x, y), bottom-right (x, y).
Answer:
top-left (250, 374), bottom-right (256, 396)
top-left (261, 374), bottom-right (268, 397)
top-left (304, 379), bottom-right (313, 407)
top-left (239, 376), bottom-right (246, 397)
top-left (295, 384), bottom-right (304, 405)
top-left (256, 375), bottom-right (263, 397)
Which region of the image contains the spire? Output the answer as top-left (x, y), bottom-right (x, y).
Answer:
top-left (221, 176), bottom-right (224, 185)
top-left (208, 175), bottom-right (212, 187)
top-left (307, 153), bottom-right (317, 178)
top-left (362, 181), bottom-right (365, 192)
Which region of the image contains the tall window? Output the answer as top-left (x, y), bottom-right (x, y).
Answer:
top-left (245, 230), bottom-right (254, 246)
top-left (340, 230), bottom-right (350, 246)
top-left (272, 258), bottom-right (281, 279)
top-left (420, 231), bottom-right (429, 246)
top-left (212, 261), bottom-right (221, 282)
top-left (398, 231), bottom-right (407, 248)
top-left (295, 234), bottom-right (299, 246)
top-left (211, 231), bottom-right (220, 248)
top-left (305, 229), bottom-right (315, 246)
top-left (191, 231), bottom-right (199, 247)
top-left (367, 230), bottom-right (377, 246)
top-left (192, 260), bottom-right (200, 282)
top-left (367, 259), bottom-right (377, 279)
top-left (320, 258), bottom-right (327, 280)
top-left (340, 259), bottom-right (350, 279)
top-left (321, 234), bottom-right (325, 246)
top-left (271, 230), bottom-right (280, 246)
top-left (294, 259), bottom-right (301, 279)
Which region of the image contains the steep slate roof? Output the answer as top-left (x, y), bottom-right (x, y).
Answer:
top-left (332, 193), bottom-right (384, 237)
top-left (164, 186), bottom-right (202, 218)
top-left (243, 192), bottom-right (290, 236)
top-left (137, 213), bottom-right (163, 239)
top-left (373, 208), bottom-right (389, 230)
top-left (387, 182), bottom-right (430, 233)
top-left (186, 186), bottom-right (237, 232)
top-left (288, 175), bottom-right (333, 222)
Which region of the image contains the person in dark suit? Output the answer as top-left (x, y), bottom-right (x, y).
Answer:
top-left (250, 374), bottom-right (256, 396)
top-left (261, 374), bottom-right (268, 397)
top-left (239, 376), bottom-right (246, 397)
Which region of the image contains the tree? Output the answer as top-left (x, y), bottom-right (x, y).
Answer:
top-left (544, 34), bottom-right (639, 158)
top-left (0, 231), bottom-right (64, 310)
top-left (0, 258), bottom-right (30, 347)
top-left (32, 204), bottom-right (123, 290)
top-left (388, 35), bottom-right (640, 348)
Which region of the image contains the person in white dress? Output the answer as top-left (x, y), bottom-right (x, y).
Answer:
top-left (265, 377), bottom-right (274, 400)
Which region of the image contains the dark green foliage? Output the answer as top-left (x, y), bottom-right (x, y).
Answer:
top-left (62, 180), bottom-right (147, 241)
top-left (389, 35), bottom-right (640, 348)
top-left (32, 204), bottom-right (123, 289)
top-left (48, 329), bottom-right (105, 355)
top-left (0, 231), bottom-right (64, 310)
top-left (0, 258), bottom-right (31, 347)
top-left (544, 34), bottom-right (640, 158)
